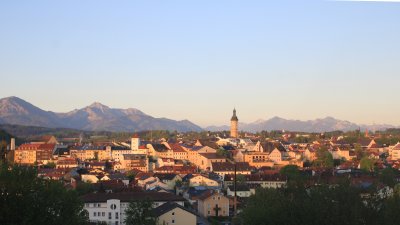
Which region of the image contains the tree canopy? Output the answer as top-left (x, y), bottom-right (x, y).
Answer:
top-left (239, 180), bottom-right (400, 225)
top-left (124, 199), bottom-right (156, 225)
top-left (313, 146), bottom-right (334, 168)
top-left (0, 163), bottom-right (88, 225)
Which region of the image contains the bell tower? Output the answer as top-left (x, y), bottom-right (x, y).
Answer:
top-left (230, 108), bottom-right (239, 138)
top-left (131, 134), bottom-right (140, 150)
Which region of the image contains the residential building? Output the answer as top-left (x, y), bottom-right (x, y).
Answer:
top-left (148, 144), bottom-right (174, 159)
top-left (14, 143), bottom-right (55, 165)
top-left (224, 174), bottom-right (287, 189)
top-left (211, 162), bottom-right (252, 177)
top-left (189, 175), bottom-right (219, 187)
top-left (195, 153), bottom-right (226, 171)
top-left (168, 143), bottom-right (189, 161)
top-left (153, 202), bottom-right (197, 225)
top-left (70, 145), bottom-right (112, 161)
top-left (82, 192), bottom-right (185, 225)
top-left (227, 185), bottom-right (252, 198)
top-left (120, 154), bottom-right (148, 172)
top-left (56, 157), bottom-right (78, 168)
top-left (243, 151), bottom-right (274, 168)
top-left (197, 191), bottom-right (229, 217)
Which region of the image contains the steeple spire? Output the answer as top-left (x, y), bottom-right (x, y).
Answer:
top-left (231, 108), bottom-right (238, 121)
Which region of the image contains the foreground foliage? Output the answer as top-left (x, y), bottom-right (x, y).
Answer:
top-left (0, 163), bottom-right (89, 225)
top-left (124, 198), bottom-right (157, 225)
top-left (239, 180), bottom-right (400, 225)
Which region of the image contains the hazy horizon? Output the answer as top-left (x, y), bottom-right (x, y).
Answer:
top-left (1, 1), bottom-right (400, 126)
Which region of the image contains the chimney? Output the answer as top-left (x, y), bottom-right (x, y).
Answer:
top-left (10, 138), bottom-right (15, 151)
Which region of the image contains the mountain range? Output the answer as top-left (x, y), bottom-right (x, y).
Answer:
top-left (205, 117), bottom-right (397, 133)
top-left (0, 96), bottom-right (397, 133)
top-left (0, 97), bottom-right (202, 132)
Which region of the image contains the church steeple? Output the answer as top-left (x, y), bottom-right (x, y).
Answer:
top-left (231, 108), bottom-right (238, 121)
top-left (230, 108), bottom-right (239, 138)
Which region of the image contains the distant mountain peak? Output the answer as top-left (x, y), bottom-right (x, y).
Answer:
top-left (1, 96), bottom-right (30, 105)
top-left (88, 102), bottom-right (109, 109)
top-left (0, 96), bottom-right (202, 132)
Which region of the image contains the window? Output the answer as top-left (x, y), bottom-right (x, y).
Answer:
top-left (102, 212), bottom-right (105, 217)
top-left (208, 211), bottom-right (211, 215)
top-left (109, 212), bottom-right (112, 219)
top-left (172, 219), bottom-right (175, 224)
top-left (115, 222), bottom-right (119, 225)
top-left (98, 203), bottom-right (101, 207)
top-left (93, 212), bottom-right (96, 217)
top-left (172, 212), bottom-right (175, 216)
top-left (116, 212), bottom-right (119, 219)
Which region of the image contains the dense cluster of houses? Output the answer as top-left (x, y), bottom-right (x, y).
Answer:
top-left (6, 130), bottom-right (400, 225)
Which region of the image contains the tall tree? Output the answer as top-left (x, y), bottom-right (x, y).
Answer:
top-left (124, 199), bottom-right (156, 225)
top-left (0, 140), bottom-right (7, 163)
top-left (314, 146), bottom-right (334, 168)
top-left (279, 165), bottom-right (305, 187)
top-left (379, 167), bottom-right (396, 187)
top-left (360, 156), bottom-right (375, 172)
top-left (354, 143), bottom-right (365, 160)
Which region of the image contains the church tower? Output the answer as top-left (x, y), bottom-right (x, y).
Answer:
top-left (131, 134), bottom-right (140, 150)
top-left (230, 108), bottom-right (239, 138)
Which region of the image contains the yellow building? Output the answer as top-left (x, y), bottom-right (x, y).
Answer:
top-left (189, 175), bottom-right (219, 187)
top-left (120, 154), bottom-right (148, 172)
top-left (198, 191), bottom-right (230, 217)
top-left (154, 202), bottom-right (197, 225)
top-left (195, 153), bottom-right (226, 171)
top-left (14, 144), bottom-right (40, 165)
top-left (243, 151), bottom-right (274, 168)
top-left (14, 143), bottom-right (56, 165)
top-left (70, 145), bottom-right (112, 161)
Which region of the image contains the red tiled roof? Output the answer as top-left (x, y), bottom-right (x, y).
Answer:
top-left (81, 192), bottom-right (185, 203)
top-left (169, 143), bottom-right (186, 152)
top-left (39, 144), bottom-right (56, 151)
top-left (211, 162), bottom-right (251, 172)
top-left (199, 153), bottom-right (226, 159)
top-left (17, 143), bottom-right (42, 150)
top-left (135, 172), bottom-right (154, 180)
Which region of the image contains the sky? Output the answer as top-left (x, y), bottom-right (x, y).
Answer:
top-left (0, 0), bottom-right (400, 127)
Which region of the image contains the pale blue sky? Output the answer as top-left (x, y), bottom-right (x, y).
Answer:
top-left (0, 0), bottom-right (399, 126)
